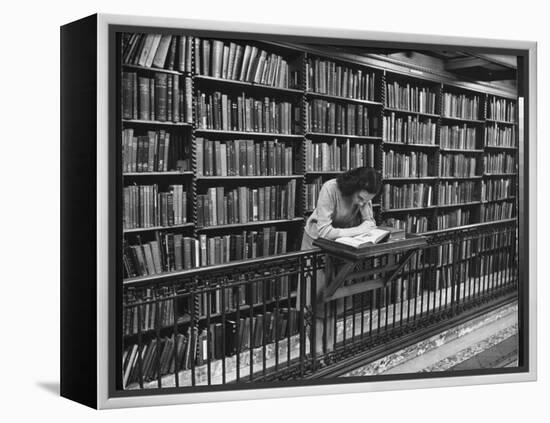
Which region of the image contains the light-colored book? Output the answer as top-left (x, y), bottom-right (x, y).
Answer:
top-left (335, 227), bottom-right (390, 249)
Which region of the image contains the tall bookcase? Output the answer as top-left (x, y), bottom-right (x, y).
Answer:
top-left (119, 31), bottom-right (518, 282)
top-left (118, 32), bottom-right (518, 389)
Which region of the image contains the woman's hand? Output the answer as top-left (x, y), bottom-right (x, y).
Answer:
top-left (357, 220), bottom-right (375, 235)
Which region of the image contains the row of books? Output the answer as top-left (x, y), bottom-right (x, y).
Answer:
top-left (123, 185), bottom-right (188, 230)
top-left (123, 227), bottom-right (290, 279)
top-left (418, 243), bottom-right (456, 268)
top-left (122, 129), bottom-right (191, 173)
top-left (123, 286), bottom-right (176, 335)
top-left (431, 243), bottom-right (458, 266)
top-left (484, 153), bottom-right (515, 174)
top-left (440, 125), bottom-right (479, 150)
top-left (196, 91), bottom-right (298, 134)
top-left (307, 99), bottom-right (378, 136)
top-left (383, 150), bottom-right (431, 178)
top-left (481, 202), bottom-right (514, 222)
top-left (123, 234), bottom-right (199, 279)
top-left (123, 281), bottom-right (293, 336)
top-left (436, 209), bottom-right (472, 229)
top-left (196, 181), bottom-right (297, 227)
top-left (305, 57), bottom-right (377, 100)
top-left (438, 181), bottom-right (477, 205)
top-left (194, 280), bottom-right (292, 318)
top-left (122, 308), bottom-right (299, 388)
top-left (196, 138), bottom-right (294, 177)
top-left (479, 231), bottom-right (514, 250)
top-left (304, 177), bottom-right (323, 211)
top-left (440, 154), bottom-right (478, 177)
top-left (122, 72), bottom-right (192, 122)
top-left (382, 183), bottom-right (433, 209)
top-left (195, 229), bottom-right (289, 267)
top-left (122, 33), bottom-right (192, 72)
top-left (441, 93), bottom-right (481, 120)
top-left (383, 114), bottom-right (436, 145)
top-left (196, 38), bottom-right (297, 88)
top-left (122, 308), bottom-right (300, 388)
top-left (487, 97), bottom-right (516, 122)
top-left (383, 215), bottom-right (429, 234)
top-left (385, 81), bottom-right (437, 114)
top-left (481, 179), bottom-right (513, 202)
top-left (485, 124), bottom-right (517, 148)
top-left (304, 138), bottom-right (375, 172)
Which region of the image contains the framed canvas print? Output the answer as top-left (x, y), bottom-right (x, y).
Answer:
top-left (60, 13), bottom-right (537, 409)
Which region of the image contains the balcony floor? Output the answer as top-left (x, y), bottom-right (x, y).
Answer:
top-left (341, 300), bottom-right (518, 377)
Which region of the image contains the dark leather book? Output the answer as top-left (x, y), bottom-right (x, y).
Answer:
top-left (264, 312), bottom-right (274, 343)
top-left (183, 237), bottom-right (192, 270)
top-left (253, 314), bottom-right (264, 348)
top-left (225, 320), bottom-right (238, 356)
top-left (122, 72), bottom-right (134, 119)
top-left (240, 317), bottom-right (250, 351)
top-left (201, 39), bottom-right (210, 76)
top-left (214, 323), bottom-right (224, 359)
top-left (154, 73), bottom-right (168, 121)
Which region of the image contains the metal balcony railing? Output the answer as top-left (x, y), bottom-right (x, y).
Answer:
top-left (121, 220), bottom-right (518, 390)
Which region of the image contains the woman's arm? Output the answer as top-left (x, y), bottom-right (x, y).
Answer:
top-left (360, 200), bottom-right (377, 227)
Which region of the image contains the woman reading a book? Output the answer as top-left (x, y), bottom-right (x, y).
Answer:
top-left (300, 166), bottom-right (381, 353)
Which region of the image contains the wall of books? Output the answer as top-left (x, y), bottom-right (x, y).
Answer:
top-left (118, 32), bottom-right (518, 387)
top-left (121, 33), bottom-right (518, 282)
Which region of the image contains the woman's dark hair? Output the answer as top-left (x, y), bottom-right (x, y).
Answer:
top-left (336, 167), bottom-right (381, 197)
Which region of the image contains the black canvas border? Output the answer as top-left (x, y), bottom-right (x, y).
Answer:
top-left (60, 13), bottom-right (98, 409)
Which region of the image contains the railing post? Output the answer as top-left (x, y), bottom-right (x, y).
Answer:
top-left (311, 252), bottom-right (318, 370)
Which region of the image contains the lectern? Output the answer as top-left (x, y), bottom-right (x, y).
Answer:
top-left (313, 234), bottom-right (428, 302)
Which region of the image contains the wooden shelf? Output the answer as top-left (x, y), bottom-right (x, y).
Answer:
top-left (484, 145), bottom-right (518, 151)
top-left (194, 75), bottom-right (303, 94)
top-left (197, 175), bottom-right (304, 180)
top-left (383, 176), bottom-right (438, 181)
top-left (383, 142), bottom-right (438, 149)
top-left (480, 217), bottom-right (516, 225)
top-left (122, 250), bottom-right (309, 286)
top-left (305, 132), bottom-right (382, 140)
top-left (122, 63), bottom-right (185, 75)
top-left (123, 171), bottom-right (194, 177)
top-left (123, 223), bottom-right (194, 234)
top-left (420, 218), bottom-right (517, 235)
top-left (436, 201), bottom-right (481, 209)
top-left (122, 119), bottom-right (192, 127)
top-left (195, 128), bottom-right (303, 139)
top-left (439, 175), bottom-right (483, 180)
top-left (382, 205), bottom-right (437, 213)
top-left (305, 170), bottom-right (343, 175)
top-left (305, 91), bottom-right (383, 106)
top-left (440, 115), bottom-right (485, 124)
top-left (197, 217), bottom-right (304, 231)
top-left (383, 107), bottom-right (439, 119)
top-left (481, 197), bottom-right (516, 204)
top-left (440, 148), bottom-right (484, 153)
top-left (483, 173), bottom-right (517, 177)
top-left (305, 203), bottom-right (381, 213)
top-left (485, 118), bottom-right (517, 125)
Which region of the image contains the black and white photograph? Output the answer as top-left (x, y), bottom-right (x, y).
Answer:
top-left (110, 24), bottom-right (529, 393)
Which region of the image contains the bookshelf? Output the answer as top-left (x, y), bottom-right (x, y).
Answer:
top-left (118, 32), bottom-right (519, 387)
top-left (119, 31), bottom-right (519, 274)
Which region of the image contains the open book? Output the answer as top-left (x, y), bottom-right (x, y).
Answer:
top-left (335, 227), bottom-right (391, 249)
